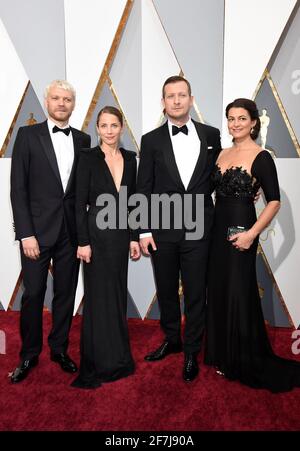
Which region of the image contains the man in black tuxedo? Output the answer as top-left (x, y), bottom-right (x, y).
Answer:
top-left (10, 80), bottom-right (91, 383)
top-left (137, 76), bottom-right (221, 381)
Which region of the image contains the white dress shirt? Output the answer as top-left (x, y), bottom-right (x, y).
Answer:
top-left (47, 119), bottom-right (74, 192)
top-left (168, 117), bottom-right (201, 190)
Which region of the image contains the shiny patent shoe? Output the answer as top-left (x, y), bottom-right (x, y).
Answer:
top-left (50, 352), bottom-right (78, 373)
top-left (183, 353), bottom-right (199, 382)
top-left (144, 341), bottom-right (182, 361)
top-left (11, 356), bottom-right (39, 383)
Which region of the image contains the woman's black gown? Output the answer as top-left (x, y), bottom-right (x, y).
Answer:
top-left (71, 146), bottom-right (137, 389)
top-left (204, 150), bottom-right (300, 393)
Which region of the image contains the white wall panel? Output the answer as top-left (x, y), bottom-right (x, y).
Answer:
top-left (153, 0), bottom-right (224, 129)
top-left (0, 159), bottom-right (21, 310)
top-left (109, 0), bottom-right (142, 144)
top-left (110, 0), bottom-right (180, 145)
top-left (0, 18), bottom-right (28, 150)
top-left (74, 266), bottom-right (84, 315)
top-left (222, 0), bottom-right (296, 146)
top-left (0, 0), bottom-right (66, 108)
top-left (269, 5), bottom-right (300, 145)
top-left (257, 159), bottom-right (300, 327)
top-left (128, 257), bottom-right (156, 319)
top-left (141, 0), bottom-right (180, 134)
top-left (64, 0), bottom-right (127, 128)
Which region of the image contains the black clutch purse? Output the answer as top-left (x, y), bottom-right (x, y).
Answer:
top-left (227, 225), bottom-right (249, 239)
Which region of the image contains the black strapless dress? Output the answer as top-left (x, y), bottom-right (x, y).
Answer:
top-left (204, 151), bottom-right (300, 393)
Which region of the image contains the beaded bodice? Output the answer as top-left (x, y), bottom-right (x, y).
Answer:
top-left (212, 165), bottom-right (260, 198)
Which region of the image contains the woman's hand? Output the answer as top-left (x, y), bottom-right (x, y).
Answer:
top-left (139, 236), bottom-right (157, 256)
top-left (254, 189), bottom-right (261, 203)
top-left (228, 230), bottom-right (256, 251)
top-left (77, 245), bottom-right (92, 263)
top-left (130, 241), bottom-right (141, 260)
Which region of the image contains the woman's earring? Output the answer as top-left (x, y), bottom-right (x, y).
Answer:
top-left (250, 127), bottom-right (254, 135)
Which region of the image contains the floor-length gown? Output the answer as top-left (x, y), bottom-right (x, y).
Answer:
top-left (205, 150), bottom-right (300, 393)
top-left (71, 146), bottom-right (137, 388)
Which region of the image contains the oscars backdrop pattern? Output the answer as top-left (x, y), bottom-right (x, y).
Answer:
top-left (0, 0), bottom-right (299, 328)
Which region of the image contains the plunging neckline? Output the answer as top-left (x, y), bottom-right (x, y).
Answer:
top-left (215, 150), bottom-right (267, 179)
top-left (101, 147), bottom-right (125, 193)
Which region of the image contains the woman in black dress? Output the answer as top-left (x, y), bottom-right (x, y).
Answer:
top-left (205, 98), bottom-right (300, 392)
top-left (71, 106), bottom-right (140, 389)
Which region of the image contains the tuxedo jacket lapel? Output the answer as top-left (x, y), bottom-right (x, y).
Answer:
top-left (187, 120), bottom-right (208, 191)
top-left (161, 122), bottom-right (185, 191)
top-left (39, 121), bottom-right (63, 190)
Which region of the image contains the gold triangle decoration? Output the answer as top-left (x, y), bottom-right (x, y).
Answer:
top-left (152, 5), bottom-right (205, 126)
top-left (82, 0), bottom-right (134, 133)
top-left (80, 0), bottom-right (140, 159)
top-left (253, 69), bottom-right (300, 156)
top-left (107, 75), bottom-right (139, 153)
top-left (257, 244), bottom-right (294, 327)
top-left (0, 81), bottom-right (30, 158)
top-left (145, 293), bottom-right (158, 319)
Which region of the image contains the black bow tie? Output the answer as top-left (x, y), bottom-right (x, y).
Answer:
top-left (172, 124), bottom-right (188, 136)
top-left (52, 125), bottom-right (71, 136)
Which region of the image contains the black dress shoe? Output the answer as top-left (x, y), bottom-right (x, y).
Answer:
top-left (144, 341), bottom-right (182, 361)
top-left (11, 356), bottom-right (39, 383)
top-left (50, 352), bottom-right (78, 373)
top-left (183, 353), bottom-right (199, 382)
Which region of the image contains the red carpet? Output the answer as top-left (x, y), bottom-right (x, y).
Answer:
top-left (0, 311), bottom-right (300, 431)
